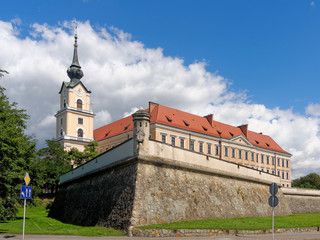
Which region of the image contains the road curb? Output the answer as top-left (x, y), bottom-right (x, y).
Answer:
top-left (129, 227), bottom-right (320, 237)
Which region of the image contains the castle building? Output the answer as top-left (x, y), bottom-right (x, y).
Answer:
top-left (56, 34), bottom-right (291, 187)
top-left (55, 32), bottom-right (95, 151)
top-left (94, 102), bottom-right (292, 187)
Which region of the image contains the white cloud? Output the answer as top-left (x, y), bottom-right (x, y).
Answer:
top-left (0, 20), bottom-right (319, 179)
top-left (306, 103), bottom-right (320, 116)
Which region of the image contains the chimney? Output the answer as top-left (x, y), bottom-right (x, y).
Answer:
top-left (204, 114), bottom-right (214, 127)
top-left (238, 124), bottom-right (248, 138)
top-left (149, 102), bottom-right (158, 114)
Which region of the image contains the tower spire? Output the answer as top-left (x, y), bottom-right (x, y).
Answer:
top-left (67, 26), bottom-right (84, 82)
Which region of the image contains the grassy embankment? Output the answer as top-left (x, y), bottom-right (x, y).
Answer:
top-left (0, 203), bottom-right (125, 236)
top-left (140, 213), bottom-right (320, 230)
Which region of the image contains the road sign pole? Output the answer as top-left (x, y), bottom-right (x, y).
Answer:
top-left (272, 206), bottom-right (274, 239)
top-left (22, 198), bottom-right (26, 240)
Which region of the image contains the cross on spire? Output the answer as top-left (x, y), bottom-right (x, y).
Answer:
top-left (67, 26), bottom-right (84, 82)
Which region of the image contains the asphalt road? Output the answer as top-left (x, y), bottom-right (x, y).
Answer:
top-left (1, 231), bottom-right (320, 240)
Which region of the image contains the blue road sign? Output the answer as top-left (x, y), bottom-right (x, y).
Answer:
top-left (268, 195), bottom-right (279, 207)
top-left (21, 186), bottom-right (32, 199)
top-left (269, 183), bottom-right (278, 196)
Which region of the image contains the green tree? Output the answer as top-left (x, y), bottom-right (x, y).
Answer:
top-left (33, 140), bottom-right (70, 195)
top-left (84, 141), bottom-right (99, 161)
top-left (292, 173), bottom-right (320, 190)
top-left (0, 73), bottom-right (36, 220)
top-left (66, 141), bottom-right (99, 167)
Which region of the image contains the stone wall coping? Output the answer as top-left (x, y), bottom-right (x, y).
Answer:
top-left (282, 187), bottom-right (320, 197)
top-left (129, 227), bottom-right (320, 237)
top-left (60, 138), bottom-right (134, 184)
top-left (147, 140), bottom-right (281, 185)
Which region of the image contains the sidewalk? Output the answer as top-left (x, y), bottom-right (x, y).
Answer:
top-left (1, 231), bottom-right (320, 240)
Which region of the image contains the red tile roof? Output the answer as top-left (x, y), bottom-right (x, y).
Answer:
top-left (94, 103), bottom-right (290, 155)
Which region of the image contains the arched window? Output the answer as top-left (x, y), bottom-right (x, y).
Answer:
top-left (77, 129), bottom-right (83, 138)
top-left (60, 129), bottom-right (63, 136)
top-left (77, 99), bottom-right (83, 109)
top-left (63, 99), bottom-right (66, 108)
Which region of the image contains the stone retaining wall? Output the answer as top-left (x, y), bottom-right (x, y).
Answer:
top-left (282, 188), bottom-right (320, 213)
top-left (49, 158), bottom-right (138, 230)
top-left (130, 157), bottom-right (292, 227)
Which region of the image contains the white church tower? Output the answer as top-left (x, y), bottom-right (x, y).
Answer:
top-left (55, 30), bottom-right (95, 151)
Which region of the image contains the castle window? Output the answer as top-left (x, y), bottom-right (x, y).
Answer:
top-left (207, 143), bottom-right (212, 154)
top-left (256, 153), bottom-right (259, 163)
top-left (60, 118), bottom-right (63, 126)
top-left (266, 156), bottom-right (269, 164)
top-left (266, 169), bottom-right (270, 173)
top-left (277, 170), bottom-right (280, 176)
top-left (272, 169), bottom-right (275, 175)
top-left (224, 146), bottom-right (228, 157)
top-left (161, 134), bottom-right (166, 143)
top-left (286, 160), bottom-right (289, 168)
top-left (199, 142), bottom-right (203, 153)
top-left (261, 154), bottom-right (264, 164)
top-left (245, 151), bottom-right (248, 160)
top-left (60, 128), bottom-right (63, 136)
top-left (215, 145), bottom-right (219, 156)
top-left (282, 171), bottom-right (285, 179)
top-left (251, 152), bottom-right (254, 161)
top-left (286, 172), bottom-right (289, 179)
top-left (171, 136), bottom-right (176, 146)
top-left (180, 138), bottom-right (185, 149)
top-left (190, 140), bottom-right (195, 151)
top-left (282, 159), bottom-right (285, 167)
top-left (231, 148), bottom-right (235, 158)
top-left (238, 149), bottom-right (242, 159)
top-left (77, 129), bottom-right (83, 138)
top-left (63, 99), bottom-right (66, 108)
top-left (277, 158), bottom-right (280, 166)
top-left (78, 118), bottom-right (83, 125)
top-left (261, 167), bottom-right (264, 172)
top-left (77, 99), bottom-right (83, 109)
top-left (272, 157), bottom-right (275, 165)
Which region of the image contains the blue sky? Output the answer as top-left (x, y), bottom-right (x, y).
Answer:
top-left (1, 1), bottom-right (320, 178)
top-left (3, 0), bottom-right (320, 113)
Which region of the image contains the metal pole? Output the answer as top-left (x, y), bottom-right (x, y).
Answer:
top-left (272, 206), bottom-right (274, 239)
top-left (23, 198), bottom-right (26, 240)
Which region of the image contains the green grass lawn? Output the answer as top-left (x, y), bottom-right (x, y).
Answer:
top-left (0, 204), bottom-right (125, 236)
top-left (140, 213), bottom-right (320, 231)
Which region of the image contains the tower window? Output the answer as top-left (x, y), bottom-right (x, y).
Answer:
top-left (63, 99), bottom-right (66, 108)
top-left (60, 118), bottom-right (63, 126)
top-left (60, 128), bottom-right (63, 136)
top-left (77, 99), bottom-right (83, 109)
top-left (78, 118), bottom-right (83, 125)
top-left (77, 129), bottom-right (83, 138)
